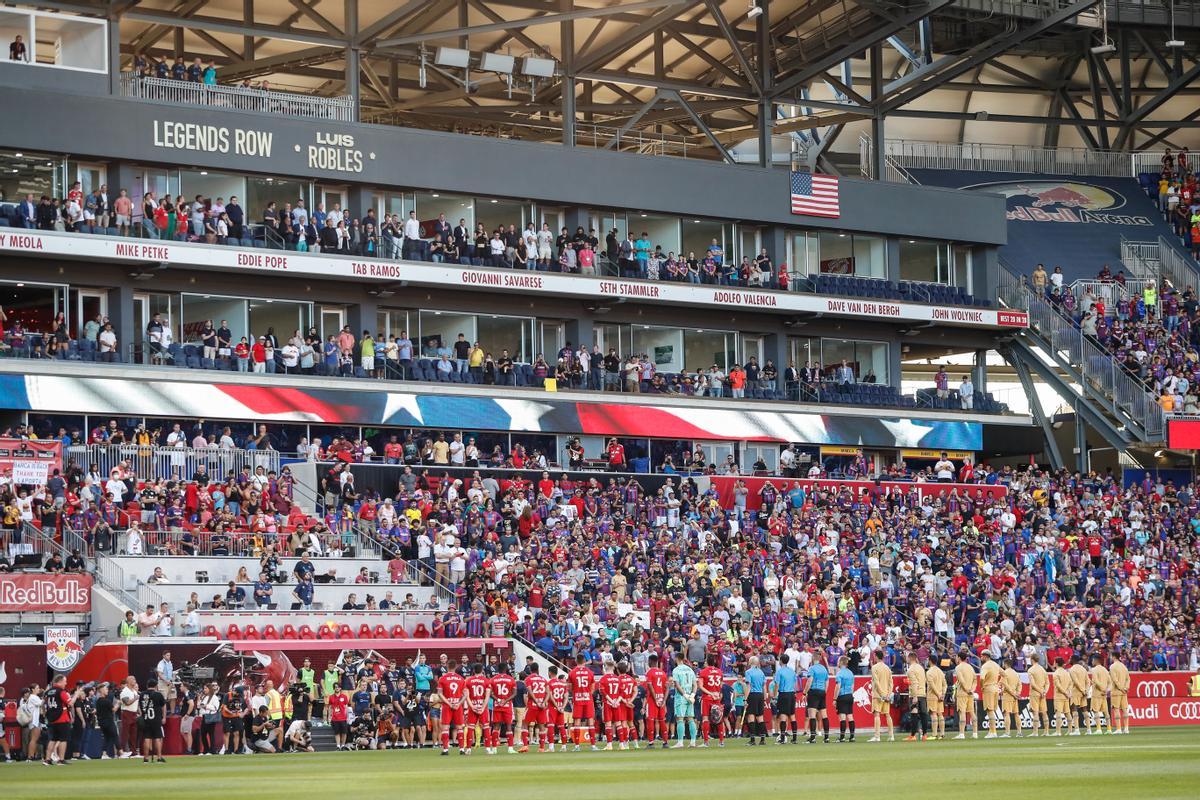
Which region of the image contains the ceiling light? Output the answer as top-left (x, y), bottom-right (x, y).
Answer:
top-left (1167, 39), bottom-right (1185, 48)
top-left (13, 153), bottom-right (21, 157)
top-left (479, 52), bottom-right (515, 74)
top-left (521, 56), bottom-right (556, 78)
top-left (200, 171), bottom-right (208, 175)
top-left (490, 199), bottom-right (497, 203)
top-left (431, 193), bottom-right (439, 198)
top-left (1090, 42), bottom-right (1115, 54)
top-left (746, 1), bottom-right (762, 19)
top-left (435, 47), bottom-right (471, 68)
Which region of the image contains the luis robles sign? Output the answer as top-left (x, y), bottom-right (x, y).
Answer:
top-left (0, 230), bottom-right (1028, 331)
top-left (0, 573), bottom-right (92, 612)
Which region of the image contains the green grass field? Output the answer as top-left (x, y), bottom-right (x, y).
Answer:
top-left (5, 727), bottom-right (1199, 800)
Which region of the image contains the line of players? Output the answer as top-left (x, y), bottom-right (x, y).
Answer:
top-left (431, 647), bottom-right (1135, 755)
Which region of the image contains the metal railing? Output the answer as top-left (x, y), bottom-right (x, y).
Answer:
top-left (1070, 279), bottom-right (1156, 316)
top-left (879, 139), bottom-right (1165, 179)
top-left (997, 262), bottom-right (1029, 312)
top-left (1018, 276), bottom-right (1164, 438)
top-left (119, 74), bottom-right (356, 122)
top-left (66, 444), bottom-right (280, 482)
top-left (1156, 235), bottom-right (1200, 294)
top-left (1120, 237), bottom-right (1161, 282)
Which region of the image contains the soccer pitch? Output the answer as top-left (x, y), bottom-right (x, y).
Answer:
top-left (5, 727), bottom-right (1198, 800)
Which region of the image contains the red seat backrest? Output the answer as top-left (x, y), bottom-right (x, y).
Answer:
top-left (373, 625), bottom-right (389, 639)
top-left (389, 624), bottom-right (408, 639)
top-left (337, 624), bottom-right (354, 639)
top-left (316, 624), bottom-right (335, 639)
top-left (225, 624), bottom-right (242, 640)
top-left (242, 624), bottom-right (260, 639)
top-left (412, 623), bottom-right (429, 639)
top-left (297, 625), bottom-right (315, 639)
top-left (261, 624), bottom-right (279, 640)
top-left (358, 624), bottom-right (374, 639)
top-left (281, 624), bottom-right (298, 640)
top-left (202, 625), bottom-right (219, 639)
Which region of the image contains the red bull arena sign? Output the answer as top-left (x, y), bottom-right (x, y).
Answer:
top-left (966, 180), bottom-right (1153, 226)
top-left (0, 573), bottom-right (92, 612)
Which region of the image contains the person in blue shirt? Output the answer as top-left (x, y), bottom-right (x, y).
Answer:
top-left (803, 651), bottom-right (831, 743)
top-left (743, 656), bottom-right (767, 745)
top-left (351, 681), bottom-right (372, 715)
top-left (413, 654), bottom-right (434, 693)
top-left (834, 655), bottom-right (857, 742)
top-left (770, 655), bottom-right (799, 743)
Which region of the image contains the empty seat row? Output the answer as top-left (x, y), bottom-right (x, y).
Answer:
top-left (214, 622), bottom-right (412, 641)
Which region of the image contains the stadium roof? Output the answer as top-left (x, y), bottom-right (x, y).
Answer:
top-left (30, 0), bottom-right (1200, 167)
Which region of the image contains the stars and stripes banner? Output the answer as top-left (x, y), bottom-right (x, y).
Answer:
top-left (790, 171), bottom-right (840, 218)
top-left (0, 373), bottom-right (982, 449)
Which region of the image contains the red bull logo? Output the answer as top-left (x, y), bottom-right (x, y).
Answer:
top-left (45, 626), bottom-right (84, 671)
top-left (1019, 184), bottom-right (1094, 208)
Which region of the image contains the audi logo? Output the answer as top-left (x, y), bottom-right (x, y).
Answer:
top-left (1136, 680), bottom-right (1176, 698)
top-left (1169, 701), bottom-right (1200, 721)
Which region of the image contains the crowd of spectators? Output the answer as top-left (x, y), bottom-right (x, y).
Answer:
top-left (1026, 262), bottom-right (1200, 414)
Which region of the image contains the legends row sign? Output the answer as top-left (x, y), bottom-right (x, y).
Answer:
top-left (0, 231), bottom-right (1028, 330)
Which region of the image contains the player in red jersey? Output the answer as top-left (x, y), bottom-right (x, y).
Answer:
top-left (463, 663), bottom-right (492, 754)
top-left (521, 664), bottom-right (551, 753)
top-left (437, 669), bottom-right (467, 755)
top-left (597, 663), bottom-right (623, 750)
top-left (490, 668), bottom-right (518, 754)
top-left (548, 671), bottom-right (571, 751)
top-left (642, 653), bottom-right (670, 748)
top-left (617, 662), bottom-right (639, 750)
top-left (567, 654), bottom-right (597, 751)
top-left (698, 654), bottom-right (726, 746)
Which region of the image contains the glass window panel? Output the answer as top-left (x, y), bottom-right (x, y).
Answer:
top-left (249, 299), bottom-right (308, 344)
top-left (0, 150), bottom-right (56, 201)
top-left (414, 191), bottom-right (474, 232)
top-left (686, 329), bottom-right (734, 373)
top-left (632, 326), bottom-right (684, 373)
top-left (852, 234), bottom-right (886, 279)
top-left (681, 219), bottom-right (723, 263)
top-left (817, 231), bottom-right (853, 273)
top-left (630, 212), bottom-right (680, 258)
top-left (899, 238), bottom-right (944, 283)
top-left (478, 315), bottom-right (530, 363)
top-left (476, 197), bottom-right (525, 236)
top-left (181, 294), bottom-right (247, 345)
top-left (418, 310), bottom-right (475, 357)
top-left (246, 177), bottom-right (310, 221)
top-left (180, 170), bottom-right (246, 209)
top-left (953, 245), bottom-right (972, 291)
top-left (821, 338), bottom-right (889, 384)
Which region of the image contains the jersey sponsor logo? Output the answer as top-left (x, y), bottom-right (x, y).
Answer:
top-left (44, 626), bottom-right (84, 671)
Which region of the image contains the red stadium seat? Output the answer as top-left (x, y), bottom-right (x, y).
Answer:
top-left (373, 625), bottom-right (389, 639)
top-left (316, 624), bottom-right (336, 639)
top-left (261, 624), bottom-right (279, 640)
top-left (281, 624), bottom-right (299, 640)
top-left (389, 624), bottom-right (408, 639)
top-left (298, 625), bottom-right (316, 640)
top-left (336, 624), bottom-right (354, 639)
top-left (242, 624), bottom-right (260, 640)
top-left (412, 623), bottom-right (429, 639)
top-left (202, 625), bottom-right (220, 639)
top-left (225, 624), bottom-right (242, 640)
top-left (358, 624), bottom-right (374, 639)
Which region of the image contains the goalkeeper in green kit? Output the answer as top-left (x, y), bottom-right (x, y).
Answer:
top-left (670, 652), bottom-right (698, 748)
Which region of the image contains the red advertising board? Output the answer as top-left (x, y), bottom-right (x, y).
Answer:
top-left (710, 476), bottom-right (1008, 512)
top-left (0, 437), bottom-right (62, 485)
top-left (0, 573), bottom-right (92, 612)
top-left (1167, 417), bottom-right (1200, 449)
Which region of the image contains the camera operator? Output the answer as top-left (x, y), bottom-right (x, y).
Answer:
top-left (285, 718), bottom-right (314, 752)
top-left (249, 707), bottom-right (276, 753)
top-left (220, 684), bottom-right (245, 755)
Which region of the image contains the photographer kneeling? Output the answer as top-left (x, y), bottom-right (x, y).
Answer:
top-left (249, 708), bottom-right (276, 753)
top-left (285, 719), bottom-right (314, 752)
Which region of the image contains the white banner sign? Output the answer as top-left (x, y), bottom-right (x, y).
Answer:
top-left (11, 459), bottom-right (49, 485)
top-left (0, 230), bottom-right (1029, 329)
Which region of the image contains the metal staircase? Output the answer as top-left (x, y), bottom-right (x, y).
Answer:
top-left (997, 263), bottom-right (1165, 460)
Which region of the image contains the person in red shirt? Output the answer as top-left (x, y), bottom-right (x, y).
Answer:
top-left (616, 662), bottom-right (638, 749)
top-left (698, 655), bottom-right (726, 746)
top-left (567, 655), bottom-right (596, 749)
top-left (463, 664), bottom-right (491, 754)
top-left (597, 664), bottom-right (623, 750)
top-left (642, 653), bottom-right (670, 747)
top-left (383, 435), bottom-right (404, 464)
top-left (327, 687), bottom-right (350, 750)
top-left (521, 665), bottom-right (550, 753)
top-left (490, 669), bottom-right (518, 753)
top-left (547, 671), bottom-right (570, 749)
top-left (43, 674), bottom-right (73, 765)
top-left (606, 438), bottom-right (626, 472)
top-left (437, 669), bottom-right (467, 755)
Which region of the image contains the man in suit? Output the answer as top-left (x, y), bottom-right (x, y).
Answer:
top-left (453, 218), bottom-right (471, 260)
top-left (18, 193), bottom-right (37, 228)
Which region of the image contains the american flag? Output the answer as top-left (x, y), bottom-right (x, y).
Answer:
top-left (790, 171), bottom-right (840, 218)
